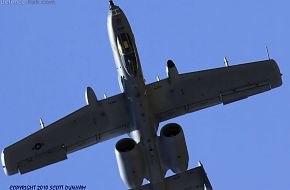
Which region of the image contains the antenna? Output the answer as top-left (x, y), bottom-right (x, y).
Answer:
top-left (266, 45), bottom-right (271, 60)
top-left (40, 117), bottom-right (45, 129)
top-left (224, 57), bottom-right (229, 67)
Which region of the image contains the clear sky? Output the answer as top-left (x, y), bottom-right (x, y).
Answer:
top-left (0, 0), bottom-right (289, 189)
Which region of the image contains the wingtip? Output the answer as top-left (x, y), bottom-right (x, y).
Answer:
top-left (1, 148), bottom-right (19, 176)
top-left (1, 150), bottom-right (9, 176)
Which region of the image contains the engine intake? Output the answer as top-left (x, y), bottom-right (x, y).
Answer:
top-left (115, 138), bottom-right (145, 189)
top-left (159, 123), bottom-right (189, 174)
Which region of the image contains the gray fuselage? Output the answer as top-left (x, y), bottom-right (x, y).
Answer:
top-left (107, 4), bottom-right (166, 189)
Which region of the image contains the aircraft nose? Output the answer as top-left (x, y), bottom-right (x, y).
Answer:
top-left (108, 4), bottom-right (123, 19)
top-left (109, 0), bottom-right (117, 10)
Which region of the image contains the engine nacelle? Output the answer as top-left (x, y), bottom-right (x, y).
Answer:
top-left (115, 138), bottom-right (145, 189)
top-left (166, 60), bottom-right (179, 79)
top-left (159, 123), bottom-right (189, 174)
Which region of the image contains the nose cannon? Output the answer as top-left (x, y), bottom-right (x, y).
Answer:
top-left (109, 0), bottom-right (115, 9)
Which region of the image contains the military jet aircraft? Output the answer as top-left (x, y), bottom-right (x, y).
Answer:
top-left (1, 1), bottom-right (282, 190)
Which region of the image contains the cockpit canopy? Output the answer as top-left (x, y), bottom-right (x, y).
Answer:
top-left (117, 33), bottom-right (138, 77)
top-left (117, 33), bottom-right (133, 55)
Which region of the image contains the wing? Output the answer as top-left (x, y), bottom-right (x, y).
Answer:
top-left (146, 59), bottom-right (282, 123)
top-left (2, 91), bottom-right (130, 175)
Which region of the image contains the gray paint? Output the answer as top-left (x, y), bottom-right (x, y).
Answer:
top-left (1, 1), bottom-right (283, 190)
top-left (107, 4), bottom-right (167, 188)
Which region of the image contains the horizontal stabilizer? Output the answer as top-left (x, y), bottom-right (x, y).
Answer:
top-left (131, 163), bottom-right (212, 190)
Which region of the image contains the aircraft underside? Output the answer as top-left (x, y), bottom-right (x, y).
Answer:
top-left (1, 1), bottom-right (283, 190)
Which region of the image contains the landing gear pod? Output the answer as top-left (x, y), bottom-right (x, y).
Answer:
top-left (166, 60), bottom-right (179, 79)
top-left (85, 87), bottom-right (98, 106)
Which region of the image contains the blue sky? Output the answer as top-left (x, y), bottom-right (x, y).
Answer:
top-left (0, 0), bottom-right (289, 189)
